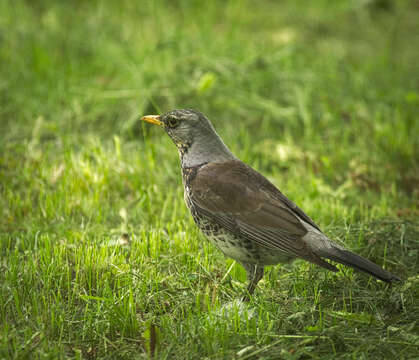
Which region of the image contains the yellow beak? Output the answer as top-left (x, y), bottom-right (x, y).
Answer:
top-left (141, 115), bottom-right (164, 126)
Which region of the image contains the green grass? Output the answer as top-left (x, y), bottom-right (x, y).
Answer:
top-left (1, 0), bottom-right (418, 358)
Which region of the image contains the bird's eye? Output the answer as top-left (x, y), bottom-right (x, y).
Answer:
top-left (167, 116), bottom-right (180, 128)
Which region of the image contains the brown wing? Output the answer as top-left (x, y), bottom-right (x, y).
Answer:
top-left (189, 160), bottom-right (337, 271)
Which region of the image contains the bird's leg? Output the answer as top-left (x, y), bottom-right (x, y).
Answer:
top-left (241, 262), bottom-right (264, 301)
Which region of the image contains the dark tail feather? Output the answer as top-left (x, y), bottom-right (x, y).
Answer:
top-left (317, 246), bottom-right (400, 283)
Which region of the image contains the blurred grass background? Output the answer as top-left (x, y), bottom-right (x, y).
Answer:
top-left (1, 0), bottom-right (418, 359)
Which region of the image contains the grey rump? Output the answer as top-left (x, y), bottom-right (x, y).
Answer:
top-left (141, 109), bottom-right (400, 300)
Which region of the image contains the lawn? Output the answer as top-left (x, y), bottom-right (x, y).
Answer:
top-left (1, 0), bottom-right (418, 359)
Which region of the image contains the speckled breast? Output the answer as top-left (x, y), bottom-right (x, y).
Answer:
top-left (181, 164), bottom-right (219, 235)
top-left (181, 165), bottom-right (261, 264)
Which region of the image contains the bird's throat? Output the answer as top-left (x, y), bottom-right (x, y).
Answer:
top-left (179, 134), bottom-right (235, 168)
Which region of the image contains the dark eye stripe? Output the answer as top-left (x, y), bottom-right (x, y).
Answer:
top-left (167, 117), bottom-right (180, 128)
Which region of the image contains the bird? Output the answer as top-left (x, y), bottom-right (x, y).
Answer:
top-left (141, 109), bottom-right (400, 299)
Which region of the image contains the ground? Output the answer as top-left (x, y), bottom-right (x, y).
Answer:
top-left (0, 0), bottom-right (418, 359)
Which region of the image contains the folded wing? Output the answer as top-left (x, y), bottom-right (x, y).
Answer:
top-left (190, 160), bottom-right (338, 271)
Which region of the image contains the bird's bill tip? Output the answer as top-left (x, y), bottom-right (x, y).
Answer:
top-left (141, 115), bottom-right (163, 126)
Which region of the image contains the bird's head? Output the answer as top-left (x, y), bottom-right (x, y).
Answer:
top-left (141, 109), bottom-right (235, 167)
top-left (142, 109), bottom-right (217, 151)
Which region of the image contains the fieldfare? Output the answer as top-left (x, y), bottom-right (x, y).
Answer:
top-left (142, 109), bottom-right (400, 299)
